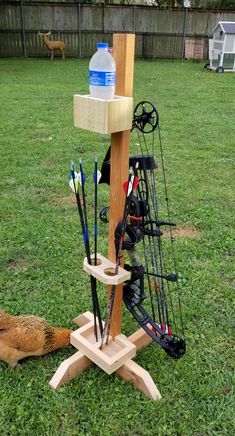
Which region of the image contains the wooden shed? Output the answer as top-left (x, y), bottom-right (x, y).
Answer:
top-left (206, 21), bottom-right (235, 73)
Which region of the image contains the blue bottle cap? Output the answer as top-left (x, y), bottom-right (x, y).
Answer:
top-left (97, 42), bottom-right (108, 49)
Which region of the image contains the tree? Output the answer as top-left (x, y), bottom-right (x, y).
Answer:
top-left (143, 0), bottom-right (184, 7)
top-left (143, 0), bottom-right (235, 7)
top-left (204, 0), bottom-right (235, 8)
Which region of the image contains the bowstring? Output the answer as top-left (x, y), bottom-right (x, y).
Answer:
top-left (157, 125), bottom-right (185, 337)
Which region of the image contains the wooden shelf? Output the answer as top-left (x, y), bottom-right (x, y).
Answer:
top-left (74, 94), bottom-right (133, 134)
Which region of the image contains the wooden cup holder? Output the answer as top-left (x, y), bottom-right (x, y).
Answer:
top-left (74, 94), bottom-right (133, 134)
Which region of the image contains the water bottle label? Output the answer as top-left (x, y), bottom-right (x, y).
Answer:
top-left (89, 71), bottom-right (116, 86)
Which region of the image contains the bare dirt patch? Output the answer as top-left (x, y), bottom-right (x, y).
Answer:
top-left (7, 258), bottom-right (31, 270)
top-left (42, 156), bottom-right (57, 169)
top-left (32, 136), bottom-right (53, 144)
top-left (164, 226), bottom-right (201, 239)
top-left (49, 194), bottom-right (79, 208)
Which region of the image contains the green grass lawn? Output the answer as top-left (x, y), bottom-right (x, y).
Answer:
top-left (0, 58), bottom-right (234, 435)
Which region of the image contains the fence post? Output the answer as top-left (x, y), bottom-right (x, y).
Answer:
top-left (181, 6), bottom-right (188, 59)
top-left (133, 5), bottom-right (136, 33)
top-left (103, 3), bottom-right (105, 34)
top-left (20, 1), bottom-right (27, 57)
top-left (77, 1), bottom-right (82, 58)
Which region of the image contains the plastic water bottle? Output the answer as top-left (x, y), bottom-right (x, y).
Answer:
top-left (89, 42), bottom-right (116, 100)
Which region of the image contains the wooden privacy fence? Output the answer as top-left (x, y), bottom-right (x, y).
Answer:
top-left (1, 1), bottom-right (235, 59)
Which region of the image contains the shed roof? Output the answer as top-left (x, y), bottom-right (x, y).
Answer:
top-left (214, 22), bottom-right (235, 35)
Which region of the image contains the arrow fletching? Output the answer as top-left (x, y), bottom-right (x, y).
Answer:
top-left (69, 170), bottom-right (79, 193)
top-left (123, 175), bottom-right (139, 195)
top-left (93, 169), bottom-right (102, 185)
top-left (78, 171), bottom-right (86, 186)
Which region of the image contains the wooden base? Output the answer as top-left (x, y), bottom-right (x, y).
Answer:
top-left (49, 312), bottom-right (161, 400)
top-left (70, 320), bottom-right (136, 375)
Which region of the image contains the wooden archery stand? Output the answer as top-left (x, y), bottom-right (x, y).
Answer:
top-left (49, 33), bottom-right (161, 401)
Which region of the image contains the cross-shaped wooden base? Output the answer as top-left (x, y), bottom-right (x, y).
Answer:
top-left (49, 311), bottom-right (161, 400)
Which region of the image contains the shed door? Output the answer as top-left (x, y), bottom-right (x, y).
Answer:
top-left (225, 35), bottom-right (235, 53)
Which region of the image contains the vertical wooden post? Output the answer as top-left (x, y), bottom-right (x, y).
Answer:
top-left (108, 34), bottom-right (135, 338)
top-left (20, 1), bottom-right (27, 58)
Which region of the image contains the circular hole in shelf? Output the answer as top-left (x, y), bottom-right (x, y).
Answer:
top-left (90, 258), bottom-right (102, 266)
top-left (104, 268), bottom-right (117, 276)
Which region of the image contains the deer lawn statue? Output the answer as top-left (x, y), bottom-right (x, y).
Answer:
top-left (38, 31), bottom-right (65, 60)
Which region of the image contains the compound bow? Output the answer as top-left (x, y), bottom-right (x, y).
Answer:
top-left (100, 100), bottom-right (186, 359)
